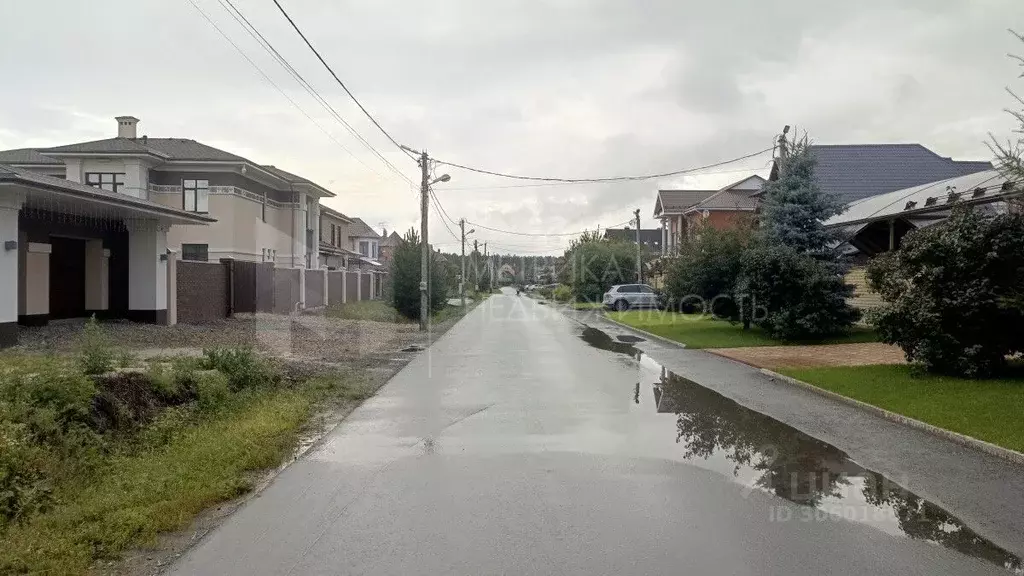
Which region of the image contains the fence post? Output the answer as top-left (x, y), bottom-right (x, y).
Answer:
top-left (322, 267), bottom-right (329, 307)
top-left (341, 270), bottom-right (348, 304)
top-left (299, 266), bottom-right (307, 310)
top-left (220, 258), bottom-right (235, 318)
top-left (357, 269), bottom-right (363, 301)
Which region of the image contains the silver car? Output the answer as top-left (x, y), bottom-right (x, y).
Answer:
top-left (602, 284), bottom-right (658, 311)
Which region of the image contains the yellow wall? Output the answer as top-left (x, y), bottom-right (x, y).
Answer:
top-left (845, 266), bottom-right (884, 310)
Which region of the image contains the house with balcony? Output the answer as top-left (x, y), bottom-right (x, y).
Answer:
top-left (1, 115), bottom-right (334, 269)
top-left (318, 205), bottom-right (361, 269)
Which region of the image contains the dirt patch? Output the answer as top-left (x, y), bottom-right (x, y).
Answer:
top-left (707, 342), bottom-right (907, 370)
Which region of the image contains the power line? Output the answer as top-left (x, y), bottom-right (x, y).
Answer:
top-left (465, 219), bottom-right (632, 237)
top-left (434, 147), bottom-right (774, 183)
top-left (215, 0), bottom-right (413, 186)
top-left (271, 0), bottom-right (415, 161)
top-left (429, 194), bottom-right (460, 241)
top-left (185, 0), bottom-right (390, 181)
top-left (437, 163), bottom-right (775, 191)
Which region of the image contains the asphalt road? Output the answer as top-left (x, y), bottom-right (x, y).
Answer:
top-left (169, 290), bottom-right (1019, 575)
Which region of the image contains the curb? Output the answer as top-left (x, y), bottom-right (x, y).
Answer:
top-left (761, 368), bottom-right (1024, 467)
top-left (600, 314), bottom-right (692, 349)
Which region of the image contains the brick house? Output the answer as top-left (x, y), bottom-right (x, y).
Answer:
top-left (654, 175), bottom-right (765, 255)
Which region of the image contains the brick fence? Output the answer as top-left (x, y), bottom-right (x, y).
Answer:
top-left (176, 261), bottom-right (229, 324)
top-left (174, 261), bottom-right (384, 324)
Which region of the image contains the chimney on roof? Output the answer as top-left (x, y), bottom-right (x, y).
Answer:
top-left (115, 116), bottom-right (139, 139)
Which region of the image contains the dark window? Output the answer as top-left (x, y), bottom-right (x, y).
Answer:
top-left (183, 179), bottom-right (209, 212)
top-left (618, 285), bottom-right (639, 293)
top-left (181, 244), bottom-right (209, 262)
top-left (639, 285), bottom-right (654, 293)
top-left (331, 223), bottom-right (337, 246)
top-left (262, 192), bottom-right (267, 222)
top-left (359, 240), bottom-right (369, 256)
top-left (85, 172), bottom-right (125, 193)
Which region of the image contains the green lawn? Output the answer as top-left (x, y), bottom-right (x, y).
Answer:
top-left (607, 310), bottom-right (877, 349)
top-left (572, 301), bottom-right (605, 310)
top-left (780, 364), bottom-right (1024, 453)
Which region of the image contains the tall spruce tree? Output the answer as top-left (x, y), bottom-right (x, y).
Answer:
top-left (758, 137), bottom-right (844, 253)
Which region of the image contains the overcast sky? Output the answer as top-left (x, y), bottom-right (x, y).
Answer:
top-left (2, 0), bottom-right (1023, 254)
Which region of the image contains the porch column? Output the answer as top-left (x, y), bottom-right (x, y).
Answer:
top-left (127, 220), bottom-right (169, 325)
top-left (661, 219), bottom-right (667, 255)
top-left (85, 240), bottom-right (109, 316)
top-left (0, 194), bottom-right (23, 347)
top-left (19, 242), bottom-right (50, 326)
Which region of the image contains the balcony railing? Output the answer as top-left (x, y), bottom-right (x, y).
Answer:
top-left (148, 184), bottom-right (293, 209)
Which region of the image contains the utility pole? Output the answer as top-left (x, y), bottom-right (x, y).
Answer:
top-left (460, 218), bottom-right (467, 309)
top-left (473, 239), bottom-right (479, 292)
top-left (777, 125), bottom-right (790, 160)
top-left (484, 242), bottom-right (490, 291)
top-left (634, 208), bottom-right (642, 283)
top-left (418, 151), bottom-right (430, 330)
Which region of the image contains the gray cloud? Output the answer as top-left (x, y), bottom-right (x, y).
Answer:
top-left (2, 0), bottom-right (1023, 254)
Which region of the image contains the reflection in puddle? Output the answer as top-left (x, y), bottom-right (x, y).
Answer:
top-left (579, 326), bottom-right (1022, 573)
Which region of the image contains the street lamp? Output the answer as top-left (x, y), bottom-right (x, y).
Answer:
top-left (430, 174), bottom-right (451, 185)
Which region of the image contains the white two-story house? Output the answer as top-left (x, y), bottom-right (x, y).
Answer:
top-left (2, 116), bottom-right (333, 267)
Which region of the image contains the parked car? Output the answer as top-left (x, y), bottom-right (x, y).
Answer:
top-left (602, 284), bottom-right (660, 311)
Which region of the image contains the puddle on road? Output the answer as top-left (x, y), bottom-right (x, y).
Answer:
top-left (579, 325), bottom-right (1023, 573)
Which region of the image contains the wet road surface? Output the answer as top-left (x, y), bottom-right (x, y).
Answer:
top-left (170, 291), bottom-right (1021, 575)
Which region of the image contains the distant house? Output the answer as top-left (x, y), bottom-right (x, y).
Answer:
top-left (377, 230), bottom-right (403, 267)
top-left (653, 175), bottom-right (765, 255)
top-left (603, 227), bottom-right (662, 253)
top-left (347, 217), bottom-right (383, 269)
top-left (318, 205), bottom-right (361, 270)
top-left (767, 144), bottom-right (992, 205)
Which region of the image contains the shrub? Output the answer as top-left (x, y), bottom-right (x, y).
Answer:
top-left (563, 232), bottom-right (645, 301)
top-left (665, 221), bottom-right (751, 317)
top-left (0, 420), bottom-right (51, 529)
top-left (195, 371), bottom-right (231, 412)
top-left (200, 348), bottom-right (278, 391)
top-left (867, 208), bottom-right (1024, 377)
top-left (738, 243), bottom-right (861, 340)
top-left (79, 316), bottom-right (114, 375)
top-left (552, 285), bottom-right (572, 302)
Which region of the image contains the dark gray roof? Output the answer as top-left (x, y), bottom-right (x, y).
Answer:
top-left (144, 138), bottom-right (245, 161)
top-left (655, 189), bottom-right (716, 214)
top-left (261, 165), bottom-right (309, 183)
top-left (770, 144), bottom-right (994, 204)
top-left (604, 228), bottom-right (662, 247)
top-left (951, 160), bottom-right (995, 176)
top-left (0, 148), bottom-right (62, 165)
top-left (348, 217), bottom-right (380, 239)
top-left (42, 137), bottom-right (167, 157)
top-left (41, 137), bottom-right (246, 162)
top-left (0, 164), bottom-right (215, 223)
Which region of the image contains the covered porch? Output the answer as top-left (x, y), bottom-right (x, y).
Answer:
top-left (0, 166), bottom-right (213, 347)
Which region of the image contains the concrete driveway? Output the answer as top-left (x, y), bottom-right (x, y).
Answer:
top-left (168, 290), bottom-right (1019, 575)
